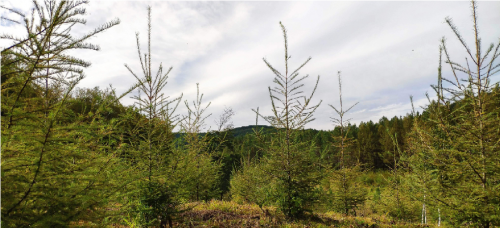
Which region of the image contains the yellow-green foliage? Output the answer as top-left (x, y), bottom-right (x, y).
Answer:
top-left (187, 200), bottom-right (272, 215)
top-left (171, 138), bottom-right (221, 202)
top-left (366, 184), bottom-right (421, 222)
top-left (230, 162), bottom-right (275, 206)
top-left (320, 166), bottom-right (367, 215)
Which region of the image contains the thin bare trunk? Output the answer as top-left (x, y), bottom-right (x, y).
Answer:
top-left (438, 208), bottom-right (441, 226)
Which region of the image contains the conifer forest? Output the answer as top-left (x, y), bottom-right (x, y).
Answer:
top-left (2, 1), bottom-right (500, 227)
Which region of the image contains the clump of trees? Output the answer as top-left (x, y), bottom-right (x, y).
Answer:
top-left (2, 0), bottom-right (499, 227)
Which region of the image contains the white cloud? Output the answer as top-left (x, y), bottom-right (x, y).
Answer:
top-left (2, 1), bottom-right (500, 131)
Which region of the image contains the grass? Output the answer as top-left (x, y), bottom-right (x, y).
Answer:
top-left (169, 200), bottom-right (431, 228)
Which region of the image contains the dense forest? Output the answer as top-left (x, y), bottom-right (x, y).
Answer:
top-left (1, 1), bottom-right (499, 227)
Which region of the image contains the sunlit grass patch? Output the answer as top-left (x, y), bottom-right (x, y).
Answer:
top-left (187, 199), bottom-right (270, 215)
top-left (110, 200), bottom-right (437, 227)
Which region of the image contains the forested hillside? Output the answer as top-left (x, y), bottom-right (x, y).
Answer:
top-left (1, 1), bottom-right (499, 227)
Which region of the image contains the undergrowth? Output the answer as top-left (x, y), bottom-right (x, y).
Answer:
top-left (114, 200), bottom-right (440, 227)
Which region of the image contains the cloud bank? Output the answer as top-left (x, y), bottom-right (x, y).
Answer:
top-left (2, 1), bottom-right (499, 131)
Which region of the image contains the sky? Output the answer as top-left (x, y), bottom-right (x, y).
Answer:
top-left (1, 0), bottom-right (500, 131)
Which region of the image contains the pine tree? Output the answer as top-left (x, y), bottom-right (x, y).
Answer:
top-left (326, 72), bottom-right (366, 216)
top-left (125, 5), bottom-right (182, 181)
top-left (409, 1), bottom-right (500, 226)
top-left (252, 22), bottom-right (323, 219)
top-left (357, 121), bottom-right (380, 168)
top-left (1, 1), bottom-right (134, 226)
top-left (123, 6), bottom-right (184, 227)
top-left (177, 83), bottom-right (220, 202)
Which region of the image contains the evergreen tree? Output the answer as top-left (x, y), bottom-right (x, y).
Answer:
top-left (409, 1), bottom-right (500, 226)
top-left (177, 83), bottom-right (220, 202)
top-left (252, 22), bottom-right (323, 219)
top-left (326, 72), bottom-right (366, 216)
top-left (1, 1), bottom-right (133, 226)
top-left (123, 6), bottom-right (183, 227)
top-left (357, 121), bottom-right (381, 168)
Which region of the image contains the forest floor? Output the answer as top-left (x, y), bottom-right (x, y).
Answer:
top-left (169, 200), bottom-right (429, 228)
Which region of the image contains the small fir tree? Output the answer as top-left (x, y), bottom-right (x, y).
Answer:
top-left (177, 83), bottom-right (220, 202)
top-left (123, 6), bottom-right (183, 227)
top-left (326, 72), bottom-right (366, 216)
top-left (252, 22), bottom-right (323, 219)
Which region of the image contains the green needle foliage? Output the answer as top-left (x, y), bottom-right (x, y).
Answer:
top-left (409, 0), bottom-right (500, 226)
top-left (124, 5), bottom-right (182, 183)
top-left (252, 22), bottom-right (323, 219)
top-left (382, 130), bottom-right (417, 222)
top-left (325, 72), bottom-right (366, 216)
top-left (3, 0), bottom-right (500, 226)
top-left (1, 0), bottom-right (121, 129)
top-left (208, 107), bottom-right (239, 200)
top-left (405, 96), bottom-right (439, 225)
top-left (1, 0), bottom-right (132, 226)
top-left (123, 6), bottom-right (184, 227)
top-left (177, 83), bottom-right (220, 202)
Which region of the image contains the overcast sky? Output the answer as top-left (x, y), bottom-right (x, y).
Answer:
top-left (2, 0), bottom-right (500, 131)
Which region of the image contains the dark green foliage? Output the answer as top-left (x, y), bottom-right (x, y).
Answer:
top-left (230, 119), bottom-right (414, 171)
top-left (232, 126), bottom-right (271, 164)
top-left (138, 182), bottom-right (180, 228)
top-left (357, 121), bottom-right (382, 168)
top-left (232, 125), bottom-right (275, 138)
top-left (206, 129), bottom-right (240, 200)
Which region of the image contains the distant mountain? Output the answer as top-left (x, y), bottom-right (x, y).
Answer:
top-left (174, 125), bottom-right (326, 139)
top-left (231, 125), bottom-right (275, 138)
top-left (174, 125), bottom-right (274, 139)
